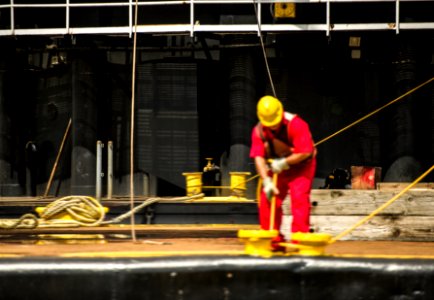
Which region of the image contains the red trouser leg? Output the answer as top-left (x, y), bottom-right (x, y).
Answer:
top-left (289, 175), bottom-right (312, 233)
top-left (259, 172), bottom-right (313, 233)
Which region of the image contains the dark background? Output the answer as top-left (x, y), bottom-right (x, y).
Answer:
top-left (0, 1), bottom-right (433, 197)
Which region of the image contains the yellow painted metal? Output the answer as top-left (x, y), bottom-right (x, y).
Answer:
top-left (182, 172), bottom-right (203, 196)
top-left (284, 232), bottom-right (332, 256)
top-left (274, 3), bottom-right (296, 18)
top-left (36, 234), bottom-right (107, 245)
top-left (238, 229), bottom-right (279, 258)
top-left (229, 172), bottom-right (251, 198)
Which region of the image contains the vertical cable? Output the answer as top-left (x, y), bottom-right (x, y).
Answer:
top-left (252, 0), bottom-right (276, 98)
top-left (10, 0), bottom-right (15, 35)
top-left (190, 0), bottom-right (194, 37)
top-left (129, 0), bottom-right (133, 38)
top-left (66, 0), bottom-right (70, 33)
top-left (129, 0), bottom-right (139, 242)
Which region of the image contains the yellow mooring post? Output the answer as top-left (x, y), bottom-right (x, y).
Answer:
top-left (238, 171), bottom-right (332, 257)
top-left (238, 229), bottom-right (279, 258)
top-left (229, 172), bottom-right (251, 199)
top-left (283, 232), bottom-right (332, 256)
top-left (182, 172), bottom-right (203, 197)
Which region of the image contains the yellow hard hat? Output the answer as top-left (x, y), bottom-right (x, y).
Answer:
top-left (257, 95), bottom-right (283, 127)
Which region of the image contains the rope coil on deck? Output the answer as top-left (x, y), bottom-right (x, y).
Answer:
top-left (39, 196), bottom-right (106, 227)
top-left (29, 193), bottom-right (206, 228)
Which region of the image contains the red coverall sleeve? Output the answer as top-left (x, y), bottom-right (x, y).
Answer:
top-left (250, 126), bottom-right (266, 158)
top-left (289, 117), bottom-right (315, 154)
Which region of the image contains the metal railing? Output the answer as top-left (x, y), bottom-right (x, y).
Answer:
top-left (0, 0), bottom-right (433, 36)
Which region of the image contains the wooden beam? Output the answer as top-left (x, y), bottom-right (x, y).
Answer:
top-left (310, 189), bottom-right (434, 216)
top-left (283, 215), bottom-right (434, 241)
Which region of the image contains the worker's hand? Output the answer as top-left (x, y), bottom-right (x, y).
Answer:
top-left (262, 176), bottom-right (279, 201)
top-left (270, 157), bottom-right (289, 174)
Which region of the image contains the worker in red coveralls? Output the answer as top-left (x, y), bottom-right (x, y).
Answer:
top-left (250, 95), bottom-right (316, 250)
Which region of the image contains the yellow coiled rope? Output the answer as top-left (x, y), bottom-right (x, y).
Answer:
top-left (39, 195), bottom-right (106, 227)
top-left (30, 193), bottom-right (206, 229)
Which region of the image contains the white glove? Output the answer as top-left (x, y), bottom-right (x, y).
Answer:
top-left (270, 157), bottom-right (289, 174)
top-left (262, 176), bottom-right (278, 201)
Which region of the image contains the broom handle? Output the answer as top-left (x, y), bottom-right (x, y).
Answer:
top-left (269, 172), bottom-right (278, 231)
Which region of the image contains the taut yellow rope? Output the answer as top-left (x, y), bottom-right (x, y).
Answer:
top-left (329, 164), bottom-right (434, 244)
top-left (248, 77), bottom-right (434, 196)
top-left (315, 76), bottom-right (434, 147)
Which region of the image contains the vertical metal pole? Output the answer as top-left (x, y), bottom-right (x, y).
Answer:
top-left (257, 1), bottom-right (261, 37)
top-left (130, 0), bottom-right (139, 242)
top-left (143, 172), bottom-right (149, 196)
top-left (107, 140), bottom-right (113, 199)
top-left (395, 0), bottom-right (400, 34)
top-left (326, 0), bottom-right (330, 37)
top-left (190, 0), bottom-right (194, 37)
top-left (129, 0), bottom-right (133, 38)
top-left (66, 0), bottom-right (70, 33)
top-left (10, 0), bottom-right (15, 36)
top-left (96, 140), bottom-right (103, 200)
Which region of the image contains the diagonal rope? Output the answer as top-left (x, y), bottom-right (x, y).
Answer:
top-left (43, 118), bottom-right (72, 197)
top-left (245, 3), bottom-right (432, 193)
top-left (315, 76), bottom-right (434, 146)
top-left (329, 164), bottom-right (434, 244)
top-left (242, 76), bottom-right (434, 189)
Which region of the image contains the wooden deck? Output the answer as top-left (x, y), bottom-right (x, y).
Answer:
top-left (1, 184), bottom-right (434, 259)
top-left (0, 224), bottom-right (434, 259)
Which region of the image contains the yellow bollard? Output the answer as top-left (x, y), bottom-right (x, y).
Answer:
top-left (287, 232), bottom-right (332, 256)
top-left (229, 172), bottom-right (251, 198)
top-left (182, 172), bottom-right (203, 196)
top-left (238, 229), bottom-right (279, 258)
